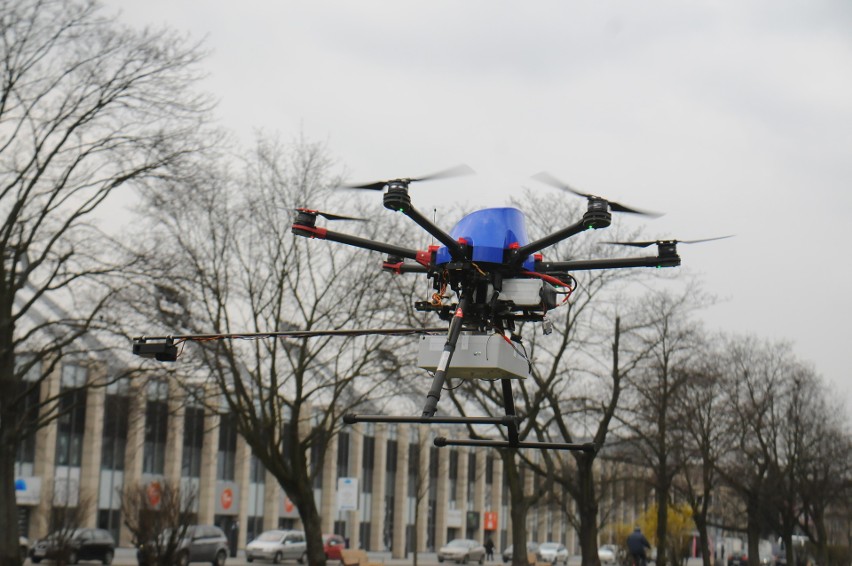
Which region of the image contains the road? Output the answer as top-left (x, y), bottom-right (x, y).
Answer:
top-left (102, 548), bottom-right (583, 565)
top-left (73, 549), bottom-right (706, 566)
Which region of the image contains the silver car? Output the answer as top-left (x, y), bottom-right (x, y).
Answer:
top-left (537, 542), bottom-right (569, 565)
top-left (438, 539), bottom-right (486, 564)
top-left (245, 530), bottom-right (307, 564)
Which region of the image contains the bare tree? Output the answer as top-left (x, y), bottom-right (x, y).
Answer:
top-left (129, 135), bottom-right (419, 566)
top-left (796, 405), bottom-right (852, 566)
top-left (616, 286), bottom-right (711, 566)
top-left (0, 1), bottom-right (212, 564)
top-left (120, 479), bottom-right (198, 566)
top-left (670, 339), bottom-right (727, 566)
top-left (716, 336), bottom-right (793, 566)
top-left (30, 485), bottom-right (95, 566)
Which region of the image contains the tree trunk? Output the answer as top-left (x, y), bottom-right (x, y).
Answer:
top-left (656, 483), bottom-right (668, 566)
top-left (693, 513), bottom-right (711, 566)
top-left (576, 454), bottom-right (602, 566)
top-left (813, 510), bottom-right (828, 566)
top-left (746, 495), bottom-right (761, 566)
top-left (504, 451), bottom-right (530, 566)
top-left (0, 431), bottom-right (22, 566)
top-left (0, 328), bottom-right (22, 566)
top-left (288, 470), bottom-right (326, 566)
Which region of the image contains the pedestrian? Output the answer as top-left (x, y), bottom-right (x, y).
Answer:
top-left (484, 538), bottom-right (495, 562)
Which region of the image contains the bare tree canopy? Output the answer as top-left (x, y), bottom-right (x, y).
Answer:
top-left (0, 1), bottom-right (213, 564)
top-left (129, 135), bottom-right (421, 566)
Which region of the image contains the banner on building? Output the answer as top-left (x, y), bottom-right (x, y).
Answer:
top-left (484, 511), bottom-right (498, 530)
top-left (215, 481), bottom-right (240, 515)
top-left (279, 492), bottom-right (299, 518)
top-left (466, 510), bottom-right (479, 530)
top-left (446, 509), bottom-right (463, 528)
top-left (15, 477), bottom-right (41, 506)
top-left (336, 477), bottom-right (359, 511)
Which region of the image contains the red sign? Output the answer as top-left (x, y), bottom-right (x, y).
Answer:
top-left (220, 488), bottom-right (233, 510)
top-left (284, 497), bottom-right (295, 514)
top-left (147, 481), bottom-right (161, 508)
top-left (484, 511), bottom-right (498, 531)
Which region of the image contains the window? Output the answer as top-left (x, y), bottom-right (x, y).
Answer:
top-left (362, 435), bottom-right (375, 494)
top-left (182, 406), bottom-right (205, 478)
top-left (407, 440), bottom-right (419, 498)
top-left (217, 413), bottom-right (238, 481)
top-left (14, 359), bottom-right (40, 464)
top-left (101, 393), bottom-right (129, 470)
top-left (249, 454), bottom-right (265, 484)
top-left (337, 431), bottom-right (350, 478)
top-left (55, 365), bottom-right (88, 467)
top-left (142, 382), bottom-right (169, 475)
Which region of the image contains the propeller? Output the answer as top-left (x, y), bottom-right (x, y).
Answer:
top-left (342, 164), bottom-right (475, 191)
top-left (532, 171), bottom-right (663, 217)
top-left (602, 235), bottom-right (735, 248)
top-left (293, 208), bottom-right (367, 222)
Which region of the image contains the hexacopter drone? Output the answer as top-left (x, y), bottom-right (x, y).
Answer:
top-left (132, 166), bottom-right (729, 452)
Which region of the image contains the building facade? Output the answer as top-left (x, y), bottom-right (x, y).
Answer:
top-left (14, 361), bottom-right (650, 557)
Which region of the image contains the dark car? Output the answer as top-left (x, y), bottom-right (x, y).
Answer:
top-left (322, 534), bottom-right (346, 561)
top-left (30, 528), bottom-right (116, 564)
top-left (137, 525), bottom-right (228, 566)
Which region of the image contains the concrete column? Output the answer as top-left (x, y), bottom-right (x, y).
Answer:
top-left (163, 384), bottom-right (185, 484)
top-left (553, 501), bottom-right (563, 545)
top-left (416, 426), bottom-right (429, 553)
top-left (473, 448), bottom-right (486, 543)
top-left (369, 424), bottom-right (387, 552)
top-left (78, 373), bottom-right (104, 528)
top-left (434, 428), bottom-right (449, 549)
top-left (320, 430), bottom-right (338, 533)
top-left (198, 411), bottom-right (220, 525)
top-left (31, 364), bottom-right (60, 539)
top-left (119, 380), bottom-right (147, 546)
top-left (347, 425), bottom-right (363, 549)
top-left (456, 447), bottom-right (468, 520)
top-left (262, 469), bottom-right (280, 531)
top-left (392, 425), bottom-right (409, 559)
top-left (234, 435), bottom-right (251, 548)
top-left (491, 457), bottom-right (503, 542)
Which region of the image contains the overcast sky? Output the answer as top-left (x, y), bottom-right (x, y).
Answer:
top-left (105, 1), bottom-right (852, 409)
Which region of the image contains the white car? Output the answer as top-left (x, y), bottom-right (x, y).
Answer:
top-left (599, 545), bottom-right (618, 565)
top-left (537, 542), bottom-right (569, 565)
top-left (245, 530), bottom-right (306, 564)
top-left (438, 539), bottom-right (486, 564)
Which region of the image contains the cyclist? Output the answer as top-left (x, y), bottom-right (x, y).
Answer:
top-left (626, 526), bottom-right (651, 566)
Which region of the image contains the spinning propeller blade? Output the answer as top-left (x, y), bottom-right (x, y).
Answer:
top-left (294, 208), bottom-right (367, 222)
top-left (602, 235), bottom-right (735, 248)
top-left (532, 171), bottom-right (663, 217)
top-left (342, 164), bottom-right (475, 191)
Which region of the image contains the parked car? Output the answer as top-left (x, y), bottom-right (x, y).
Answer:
top-left (245, 530), bottom-right (306, 564)
top-left (20, 537), bottom-right (29, 562)
top-left (728, 552), bottom-right (749, 566)
top-left (502, 542), bottom-right (539, 563)
top-left (137, 525), bottom-right (228, 566)
top-left (599, 545), bottom-right (618, 565)
top-left (322, 534), bottom-right (346, 561)
top-left (438, 538), bottom-right (486, 564)
top-left (30, 528), bottom-right (116, 564)
top-left (537, 542), bottom-right (569, 565)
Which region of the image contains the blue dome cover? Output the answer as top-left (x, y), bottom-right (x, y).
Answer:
top-left (435, 207), bottom-right (534, 269)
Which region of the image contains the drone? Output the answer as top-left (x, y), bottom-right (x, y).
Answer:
top-left (132, 166), bottom-right (730, 453)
